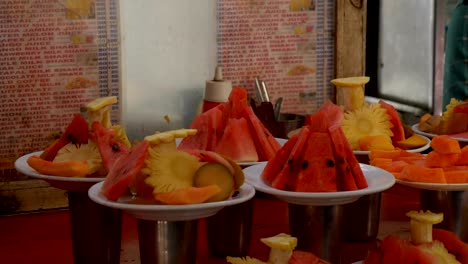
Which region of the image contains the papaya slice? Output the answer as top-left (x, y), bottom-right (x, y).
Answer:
top-left (425, 152), bottom-right (459, 168)
top-left (27, 155), bottom-right (89, 177)
top-left (430, 135), bottom-right (461, 154)
top-left (399, 165), bottom-right (446, 184)
top-left (455, 145), bottom-right (468, 165)
top-left (154, 185), bottom-right (221, 205)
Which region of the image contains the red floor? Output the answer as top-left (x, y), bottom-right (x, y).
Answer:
top-left (0, 192), bottom-right (412, 264)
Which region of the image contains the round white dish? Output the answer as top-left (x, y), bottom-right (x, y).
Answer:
top-left (243, 162), bottom-right (395, 206)
top-left (15, 151), bottom-right (105, 191)
top-left (411, 123), bottom-right (468, 143)
top-left (396, 179), bottom-right (468, 191)
top-left (353, 134), bottom-right (431, 156)
top-left (88, 182), bottom-right (256, 221)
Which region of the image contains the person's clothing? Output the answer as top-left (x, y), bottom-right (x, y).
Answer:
top-left (443, 0), bottom-right (468, 108)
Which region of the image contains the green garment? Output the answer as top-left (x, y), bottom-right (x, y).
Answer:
top-left (443, 0), bottom-right (468, 108)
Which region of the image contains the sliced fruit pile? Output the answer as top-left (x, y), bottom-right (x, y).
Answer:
top-left (226, 233), bottom-right (330, 264)
top-left (261, 101), bottom-right (368, 192)
top-left (26, 96), bottom-right (132, 178)
top-left (364, 210), bottom-right (468, 264)
top-left (101, 129), bottom-right (245, 204)
top-left (178, 87), bottom-right (281, 162)
top-left (369, 135), bottom-right (468, 184)
top-left (419, 98), bottom-right (468, 136)
top-left (340, 99), bottom-right (427, 151)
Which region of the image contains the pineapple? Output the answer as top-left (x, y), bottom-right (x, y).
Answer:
top-left (438, 98), bottom-right (468, 134)
top-left (53, 140), bottom-right (104, 176)
top-left (342, 103), bottom-right (393, 150)
top-left (141, 129), bottom-right (201, 194)
top-left (226, 257), bottom-right (266, 264)
top-left (85, 96), bottom-right (118, 128)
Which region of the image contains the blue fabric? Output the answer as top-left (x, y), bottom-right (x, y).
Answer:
top-left (443, 1), bottom-right (468, 108)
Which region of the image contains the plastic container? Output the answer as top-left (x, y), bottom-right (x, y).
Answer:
top-left (202, 66), bottom-right (232, 112)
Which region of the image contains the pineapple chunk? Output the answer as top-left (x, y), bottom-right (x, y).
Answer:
top-left (419, 241), bottom-right (460, 264)
top-left (144, 129), bottom-right (197, 145)
top-left (54, 140), bottom-right (104, 175)
top-left (261, 233), bottom-right (297, 264)
top-left (406, 210), bottom-right (443, 244)
top-left (331, 76), bottom-right (370, 87)
top-left (86, 96), bottom-right (118, 112)
top-left (226, 256), bottom-right (266, 264)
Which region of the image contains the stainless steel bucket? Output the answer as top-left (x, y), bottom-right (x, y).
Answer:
top-left (137, 219), bottom-right (198, 264)
top-left (288, 203), bottom-right (343, 264)
top-left (420, 190), bottom-right (468, 242)
top-left (342, 193), bottom-right (381, 241)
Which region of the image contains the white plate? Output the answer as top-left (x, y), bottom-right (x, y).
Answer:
top-left (15, 151), bottom-right (105, 191)
top-left (88, 182), bottom-right (256, 221)
top-left (176, 138), bottom-right (288, 167)
top-left (396, 179), bottom-right (468, 191)
top-left (411, 123), bottom-right (468, 142)
top-left (243, 162), bottom-right (395, 206)
top-left (353, 134), bottom-right (431, 156)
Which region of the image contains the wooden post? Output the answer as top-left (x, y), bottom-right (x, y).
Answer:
top-left (335, 0), bottom-right (367, 78)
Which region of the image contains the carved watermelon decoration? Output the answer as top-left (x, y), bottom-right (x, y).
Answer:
top-left (179, 87), bottom-right (281, 162)
top-left (261, 100), bottom-right (368, 192)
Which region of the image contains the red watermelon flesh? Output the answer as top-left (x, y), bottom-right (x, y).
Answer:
top-left (289, 250), bottom-right (330, 264)
top-left (41, 114), bottom-right (90, 161)
top-left (91, 121), bottom-right (131, 172)
top-left (101, 140), bottom-right (149, 201)
top-left (295, 132), bottom-right (337, 192)
top-left (205, 106), bottom-right (223, 150)
top-left (319, 100), bottom-right (344, 130)
top-left (364, 235), bottom-right (440, 264)
top-left (215, 117), bottom-right (259, 162)
top-left (261, 134), bottom-right (299, 185)
top-left (379, 100), bottom-right (405, 144)
top-left (307, 110), bottom-right (329, 133)
top-left (433, 228), bottom-right (468, 263)
top-left (243, 106), bottom-right (280, 161)
top-left (178, 111), bottom-right (210, 151)
top-left (328, 127), bottom-right (358, 191)
top-left (272, 126), bottom-right (310, 191)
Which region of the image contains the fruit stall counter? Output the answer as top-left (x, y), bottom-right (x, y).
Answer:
top-left (0, 190), bottom-right (417, 264)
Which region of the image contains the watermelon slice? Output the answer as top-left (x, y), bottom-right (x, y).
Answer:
top-left (328, 127), bottom-right (358, 191)
top-left (91, 121), bottom-right (131, 172)
top-left (319, 100), bottom-right (344, 130)
top-left (40, 114), bottom-right (90, 161)
top-left (295, 132), bottom-right (337, 192)
top-left (261, 133), bottom-right (299, 185)
top-left (178, 111), bottom-right (210, 151)
top-left (272, 126), bottom-right (310, 191)
top-left (379, 100), bottom-right (405, 145)
top-left (101, 140), bottom-right (149, 201)
top-left (215, 117), bottom-right (259, 162)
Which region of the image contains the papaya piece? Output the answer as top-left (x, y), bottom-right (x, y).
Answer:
top-left (399, 165), bottom-right (446, 184)
top-left (455, 145), bottom-right (468, 165)
top-left (369, 149), bottom-right (403, 161)
top-left (369, 158), bottom-right (392, 168)
top-left (425, 152), bottom-right (459, 168)
top-left (419, 113), bottom-right (432, 128)
top-left (27, 155), bottom-right (89, 177)
top-left (193, 163), bottom-right (234, 202)
top-left (397, 134), bottom-right (428, 150)
top-left (430, 135), bottom-right (461, 154)
top-left (359, 135), bottom-right (395, 151)
top-left (443, 170), bottom-right (468, 183)
top-left (154, 185), bottom-right (221, 205)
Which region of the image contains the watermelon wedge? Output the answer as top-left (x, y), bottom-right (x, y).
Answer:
top-left (295, 132), bottom-right (337, 192)
top-left (215, 117), bottom-right (259, 162)
top-left (261, 133), bottom-right (299, 185)
top-left (379, 100), bottom-right (405, 145)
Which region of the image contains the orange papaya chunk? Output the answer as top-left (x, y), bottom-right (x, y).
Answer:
top-left (27, 155), bottom-right (89, 177)
top-left (399, 165), bottom-right (446, 183)
top-left (425, 152), bottom-right (459, 168)
top-left (455, 145), bottom-right (468, 165)
top-left (430, 135), bottom-right (461, 154)
top-left (443, 170), bottom-right (468, 183)
top-left (154, 185), bottom-right (221, 205)
top-left (369, 149), bottom-right (402, 161)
